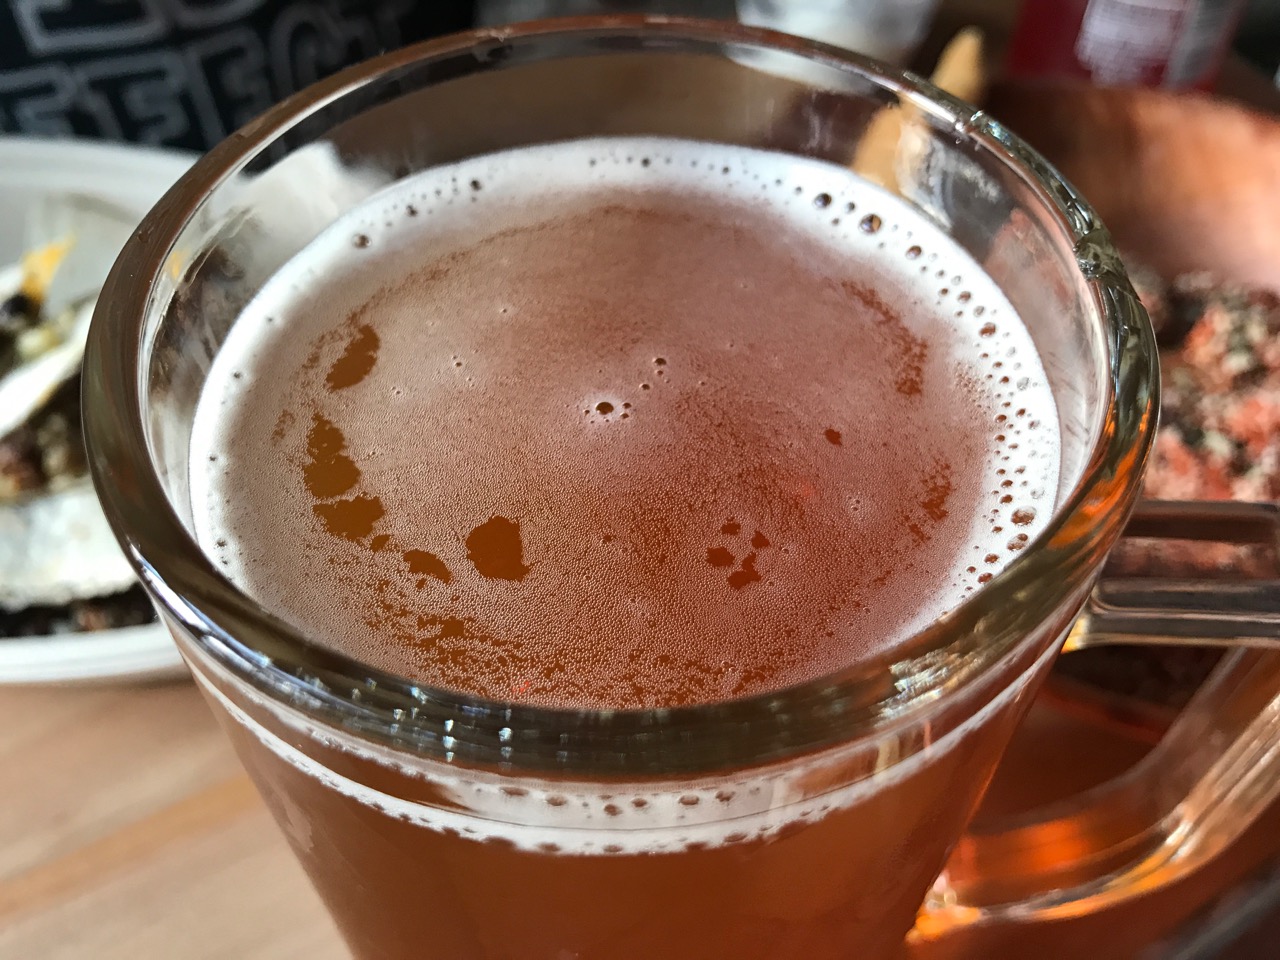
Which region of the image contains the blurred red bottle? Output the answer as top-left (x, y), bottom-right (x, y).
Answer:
top-left (1006, 0), bottom-right (1247, 90)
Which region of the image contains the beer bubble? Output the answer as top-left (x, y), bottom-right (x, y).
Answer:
top-left (595, 401), bottom-right (614, 414)
top-left (906, 245), bottom-right (922, 260)
top-left (813, 192), bottom-right (832, 209)
top-left (352, 233), bottom-right (370, 249)
top-left (979, 323), bottom-right (997, 337)
top-left (1011, 508), bottom-right (1037, 525)
top-left (860, 214), bottom-right (882, 234)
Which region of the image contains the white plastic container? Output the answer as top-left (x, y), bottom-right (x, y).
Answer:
top-left (736, 0), bottom-right (942, 65)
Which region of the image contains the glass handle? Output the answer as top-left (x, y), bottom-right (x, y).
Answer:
top-left (912, 500), bottom-right (1280, 942)
top-left (1068, 500), bottom-right (1280, 651)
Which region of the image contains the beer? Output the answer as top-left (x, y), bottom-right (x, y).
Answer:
top-left (187, 137), bottom-right (1063, 958)
top-left (191, 137), bottom-right (1059, 707)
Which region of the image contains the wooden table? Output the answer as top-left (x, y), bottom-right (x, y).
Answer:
top-left (0, 681), bottom-right (345, 959)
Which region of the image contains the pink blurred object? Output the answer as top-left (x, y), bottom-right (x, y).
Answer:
top-left (1006, 0), bottom-right (1247, 90)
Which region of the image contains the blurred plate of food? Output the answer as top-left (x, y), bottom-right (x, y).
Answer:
top-left (982, 83), bottom-right (1280, 724)
top-left (957, 83), bottom-right (1280, 960)
top-left (0, 137), bottom-right (194, 684)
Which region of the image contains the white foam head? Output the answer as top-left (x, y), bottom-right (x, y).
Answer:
top-left (189, 138), bottom-right (1061, 710)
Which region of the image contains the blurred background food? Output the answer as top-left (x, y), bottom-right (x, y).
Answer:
top-left (0, 203), bottom-right (147, 629)
top-left (936, 82), bottom-right (1280, 960)
top-left (0, 140), bottom-right (191, 683)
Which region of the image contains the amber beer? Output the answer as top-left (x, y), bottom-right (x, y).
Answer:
top-left (187, 137), bottom-right (1064, 958)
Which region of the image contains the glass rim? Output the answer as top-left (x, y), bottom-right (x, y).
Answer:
top-left (83, 15), bottom-right (1158, 776)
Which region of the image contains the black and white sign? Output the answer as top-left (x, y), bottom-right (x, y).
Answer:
top-left (0, 0), bottom-right (472, 150)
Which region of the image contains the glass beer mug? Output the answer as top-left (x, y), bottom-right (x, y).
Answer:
top-left (82, 17), bottom-right (1280, 960)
